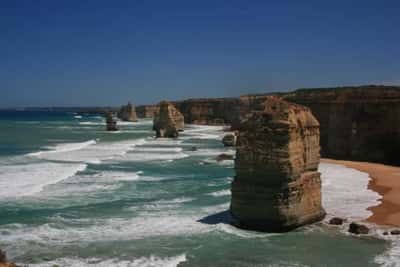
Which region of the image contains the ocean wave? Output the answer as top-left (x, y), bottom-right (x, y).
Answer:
top-left (27, 140), bottom-right (97, 157)
top-left (119, 151), bottom-right (189, 162)
top-left (375, 238), bottom-right (400, 267)
top-left (23, 254), bottom-right (187, 267)
top-left (319, 162), bottom-right (381, 221)
top-left (0, 162), bottom-right (87, 199)
top-left (79, 121), bottom-right (104, 125)
top-left (207, 189), bottom-right (231, 197)
top-left (28, 139), bottom-right (146, 164)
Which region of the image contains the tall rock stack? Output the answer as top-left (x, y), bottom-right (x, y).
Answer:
top-left (153, 101), bottom-right (184, 138)
top-left (117, 102), bottom-right (138, 122)
top-left (231, 96), bottom-right (325, 232)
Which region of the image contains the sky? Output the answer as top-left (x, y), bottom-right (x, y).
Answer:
top-left (0, 0), bottom-right (399, 107)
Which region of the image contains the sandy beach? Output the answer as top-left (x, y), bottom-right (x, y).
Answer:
top-left (322, 159), bottom-right (400, 227)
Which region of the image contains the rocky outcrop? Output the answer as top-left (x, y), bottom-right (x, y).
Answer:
top-left (117, 102), bottom-right (138, 122)
top-left (284, 85), bottom-right (400, 165)
top-left (329, 217), bottom-right (346, 225)
top-left (136, 105), bottom-right (160, 118)
top-left (105, 112), bottom-right (118, 131)
top-left (153, 101), bottom-right (184, 138)
top-left (348, 222), bottom-right (369, 235)
top-left (0, 249), bottom-right (18, 267)
top-left (231, 96), bottom-right (325, 232)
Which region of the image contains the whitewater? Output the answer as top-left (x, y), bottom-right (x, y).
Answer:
top-left (0, 111), bottom-right (397, 267)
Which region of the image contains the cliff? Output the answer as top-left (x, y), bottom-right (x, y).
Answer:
top-left (117, 102), bottom-right (138, 122)
top-left (283, 85), bottom-right (400, 165)
top-left (153, 101), bottom-right (184, 138)
top-left (231, 96), bottom-right (325, 232)
top-left (173, 98), bottom-right (242, 125)
top-left (136, 105), bottom-right (160, 118)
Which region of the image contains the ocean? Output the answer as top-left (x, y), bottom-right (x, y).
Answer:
top-left (0, 110), bottom-right (397, 267)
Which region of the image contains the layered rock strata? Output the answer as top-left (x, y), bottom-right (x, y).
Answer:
top-left (173, 98), bottom-right (242, 125)
top-left (136, 105), bottom-right (160, 118)
top-left (153, 101), bottom-right (184, 138)
top-left (117, 102), bottom-right (138, 122)
top-left (231, 96), bottom-right (325, 232)
top-left (283, 85), bottom-right (400, 165)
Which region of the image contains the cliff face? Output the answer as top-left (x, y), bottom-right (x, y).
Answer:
top-left (174, 98), bottom-right (242, 125)
top-left (231, 96), bottom-right (325, 232)
top-left (117, 102), bottom-right (138, 122)
top-left (153, 101), bottom-right (184, 138)
top-left (136, 105), bottom-right (160, 118)
top-left (284, 86), bottom-right (400, 165)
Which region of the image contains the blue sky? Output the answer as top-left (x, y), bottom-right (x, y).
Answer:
top-left (0, 0), bottom-right (399, 107)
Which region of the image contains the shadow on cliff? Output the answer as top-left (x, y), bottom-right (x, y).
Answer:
top-left (197, 210), bottom-right (234, 225)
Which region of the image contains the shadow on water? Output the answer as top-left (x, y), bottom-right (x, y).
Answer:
top-left (197, 210), bottom-right (234, 225)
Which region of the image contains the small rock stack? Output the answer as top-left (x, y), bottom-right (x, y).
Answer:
top-left (117, 102), bottom-right (138, 122)
top-left (231, 96), bottom-right (325, 232)
top-left (105, 111), bottom-right (118, 131)
top-left (153, 101), bottom-right (184, 138)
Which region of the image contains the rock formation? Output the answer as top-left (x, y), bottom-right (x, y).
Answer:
top-left (348, 222), bottom-right (369, 235)
top-left (174, 98), bottom-right (242, 125)
top-left (284, 85), bottom-right (400, 165)
top-left (117, 102), bottom-right (138, 122)
top-left (105, 112), bottom-right (118, 131)
top-left (231, 96), bottom-right (325, 232)
top-left (0, 249), bottom-right (18, 267)
top-left (153, 101), bottom-right (184, 138)
top-left (136, 105), bottom-right (160, 118)
top-left (136, 85), bottom-right (400, 166)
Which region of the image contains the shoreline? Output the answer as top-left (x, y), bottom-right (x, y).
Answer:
top-left (321, 158), bottom-right (400, 227)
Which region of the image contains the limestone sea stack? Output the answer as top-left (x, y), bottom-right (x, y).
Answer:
top-left (231, 96), bottom-right (325, 232)
top-left (105, 111), bottom-right (118, 131)
top-left (117, 102), bottom-right (138, 122)
top-left (153, 101), bottom-right (184, 138)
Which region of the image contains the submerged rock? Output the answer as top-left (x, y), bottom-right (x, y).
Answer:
top-left (231, 96), bottom-right (325, 232)
top-left (222, 133), bottom-right (237, 147)
top-left (390, 230), bottom-right (400, 235)
top-left (153, 101), bottom-right (184, 138)
top-left (329, 217), bottom-right (346, 225)
top-left (348, 222), bottom-right (369, 235)
top-left (117, 102), bottom-right (138, 122)
top-left (105, 112), bottom-right (118, 131)
top-left (216, 154), bottom-right (234, 162)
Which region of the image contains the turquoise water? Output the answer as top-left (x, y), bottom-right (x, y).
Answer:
top-left (0, 111), bottom-right (394, 266)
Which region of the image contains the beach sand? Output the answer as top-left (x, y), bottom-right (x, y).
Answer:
top-left (322, 159), bottom-right (400, 227)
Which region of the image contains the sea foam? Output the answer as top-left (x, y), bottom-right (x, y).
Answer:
top-left (23, 254), bottom-right (187, 267)
top-left (319, 162), bottom-right (381, 221)
top-left (0, 162), bottom-right (87, 199)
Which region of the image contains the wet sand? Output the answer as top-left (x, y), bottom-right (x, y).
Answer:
top-left (321, 159), bottom-right (400, 227)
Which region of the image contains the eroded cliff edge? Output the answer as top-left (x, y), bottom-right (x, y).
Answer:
top-left (230, 96), bottom-right (325, 232)
top-left (283, 86), bottom-right (400, 165)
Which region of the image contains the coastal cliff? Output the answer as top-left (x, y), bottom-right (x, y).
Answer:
top-left (153, 101), bottom-right (184, 138)
top-left (117, 102), bottom-right (138, 122)
top-left (231, 96), bottom-right (325, 232)
top-left (174, 98), bottom-right (242, 125)
top-left (136, 105), bottom-right (160, 118)
top-left (283, 86), bottom-right (400, 165)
